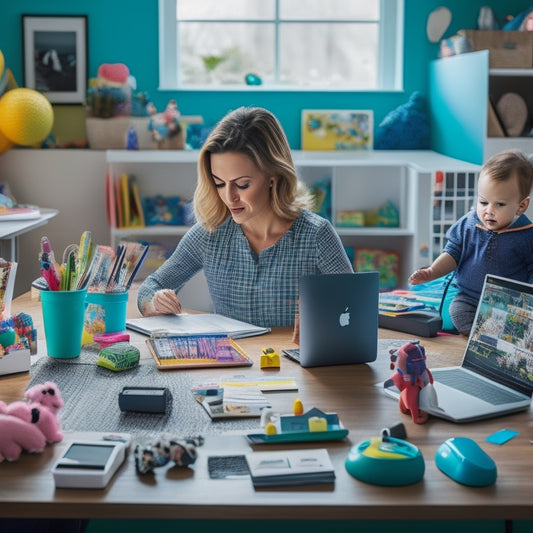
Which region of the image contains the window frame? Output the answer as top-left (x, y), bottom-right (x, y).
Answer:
top-left (158, 0), bottom-right (404, 92)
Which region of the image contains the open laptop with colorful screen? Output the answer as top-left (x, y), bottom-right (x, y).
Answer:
top-left (282, 272), bottom-right (379, 368)
top-left (384, 274), bottom-right (533, 423)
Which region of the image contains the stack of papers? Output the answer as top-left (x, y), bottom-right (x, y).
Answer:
top-left (126, 313), bottom-right (271, 338)
top-left (245, 448), bottom-right (335, 487)
top-left (194, 384), bottom-right (271, 419)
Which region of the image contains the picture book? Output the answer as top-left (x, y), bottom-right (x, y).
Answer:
top-left (245, 448), bottom-right (335, 487)
top-left (146, 333), bottom-right (253, 370)
top-left (301, 109), bottom-right (373, 151)
top-left (105, 171), bottom-right (117, 228)
top-left (0, 206), bottom-right (41, 220)
top-left (193, 384), bottom-right (271, 419)
top-left (117, 173), bottom-right (145, 228)
top-left (142, 195), bottom-right (184, 226)
top-left (355, 248), bottom-right (400, 291)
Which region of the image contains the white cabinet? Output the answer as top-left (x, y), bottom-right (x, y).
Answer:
top-left (429, 50), bottom-right (533, 163)
top-left (105, 149), bottom-right (480, 298)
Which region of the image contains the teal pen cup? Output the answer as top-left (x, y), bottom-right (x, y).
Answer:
top-left (85, 291), bottom-right (129, 335)
top-left (41, 289), bottom-right (88, 359)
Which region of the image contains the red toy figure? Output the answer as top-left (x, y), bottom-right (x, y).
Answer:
top-left (387, 340), bottom-right (433, 424)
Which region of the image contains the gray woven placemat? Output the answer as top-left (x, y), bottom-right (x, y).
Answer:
top-left (27, 339), bottom-right (411, 440)
top-left (27, 346), bottom-right (262, 439)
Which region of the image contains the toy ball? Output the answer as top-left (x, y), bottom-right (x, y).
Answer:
top-left (0, 88), bottom-right (54, 146)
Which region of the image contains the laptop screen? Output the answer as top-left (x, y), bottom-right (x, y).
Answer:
top-left (463, 275), bottom-right (533, 396)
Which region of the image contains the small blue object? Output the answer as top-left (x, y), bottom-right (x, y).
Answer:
top-left (345, 436), bottom-right (425, 486)
top-left (486, 429), bottom-right (519, 445)
top-left (245, 73), bottom-right (262, 85)
top-left (126, 126), bottom-right (139, 150)
top-left (435, 437), bottom-right (497, 487)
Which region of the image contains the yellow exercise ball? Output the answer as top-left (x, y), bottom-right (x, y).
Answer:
top-left (0, 129), bottom-right (13, 155)
top-left (0, 88), bottom-right (54, 146)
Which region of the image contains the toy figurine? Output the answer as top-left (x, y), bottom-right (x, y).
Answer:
top-left (134, 435), bottom-right (204, 475)
top-left (260, 347), bottom-right (280, 368)
top-left (147, 99), bottom-right (185, 150)
top-left (385, 340), bottom-right (433, 424)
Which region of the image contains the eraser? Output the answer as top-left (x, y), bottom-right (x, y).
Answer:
top-left (93, 331), bottom-right (130, 349)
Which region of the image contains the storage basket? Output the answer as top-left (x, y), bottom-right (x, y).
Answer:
top-left (461, 30), bottom-right (533, 68)
top-left (85, 116), bottom-right (154, 149)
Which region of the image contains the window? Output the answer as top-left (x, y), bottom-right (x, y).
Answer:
top-left (159, 0), bottom-right (403, 91)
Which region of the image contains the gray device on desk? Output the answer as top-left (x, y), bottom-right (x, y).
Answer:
top-left (118, 386), bottom-right (170, 413)
top-left (384, 275), bottom-right (533, 423)
top-left (293, 272), bottom-right (379, 368)
top-left (52, 439), bottom-right (127, 489)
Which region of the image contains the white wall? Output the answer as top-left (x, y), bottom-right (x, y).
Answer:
top-left (0, 149), bottom-right (213, 312)
top-left (0, 149), bottom-right (108, 297)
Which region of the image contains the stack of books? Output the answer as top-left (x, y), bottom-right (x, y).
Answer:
top-left (245, 448), bottom-right (335, 488)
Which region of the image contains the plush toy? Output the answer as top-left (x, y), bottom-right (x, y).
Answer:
top-left (0, 382), bottom-right (63, 462)
top-left (134, 435), bottom-right (204, 475)
top-left (374, 92), bottom-right (430, 150)
top-left (385, 341), bottom-right (433, 424)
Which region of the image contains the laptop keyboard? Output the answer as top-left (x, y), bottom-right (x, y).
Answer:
top-left (433, 368), bottom-right (525, 405)
top-left (282, 349), bottom-right (300, 363)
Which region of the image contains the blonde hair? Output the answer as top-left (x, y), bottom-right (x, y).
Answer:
top-left (194, 106), bottom-right (313, 232)
top-left (481, 149), bottom-right (533, 200)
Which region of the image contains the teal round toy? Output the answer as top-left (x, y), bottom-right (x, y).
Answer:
top-left (345, 436), bottom-right (425, 486)
top-left (0, 327), bottom-right (16, 348)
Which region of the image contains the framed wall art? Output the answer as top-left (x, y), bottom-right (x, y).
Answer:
top-left (22, 15), bottom-right (88, 104)
top-left (301, 109), bottom-right (373, 151)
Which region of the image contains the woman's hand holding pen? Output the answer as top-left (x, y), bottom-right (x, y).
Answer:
top-left (143, 289), bottom-right (182, 316)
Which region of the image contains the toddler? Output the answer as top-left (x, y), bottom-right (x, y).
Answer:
top-left (410, 149), bottom-right (533, 335)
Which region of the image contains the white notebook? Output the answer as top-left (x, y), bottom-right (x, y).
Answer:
top-left (126, 313), bottom-right (270, 339)
top-left (245, 448), bottom-right (335, 487)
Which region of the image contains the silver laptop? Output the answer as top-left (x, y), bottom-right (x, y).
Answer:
top-left (283, 272), bottom-right (379, 368)
top-left (385, 274), bottom-right (533, 423)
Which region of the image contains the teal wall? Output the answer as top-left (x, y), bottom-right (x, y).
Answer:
top-left (1, 1), bottom-right (531, 148)
top-left (2, 1), bottom-right (532, 148)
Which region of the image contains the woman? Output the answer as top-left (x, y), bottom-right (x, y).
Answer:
top-left (138, 106), bottom-right (353, 327)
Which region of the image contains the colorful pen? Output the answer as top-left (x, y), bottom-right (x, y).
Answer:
top-left (40, 236), bottom-right (61, 291)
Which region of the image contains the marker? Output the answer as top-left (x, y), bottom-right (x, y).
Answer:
top-left (40, 236), bottom-right (60, 291)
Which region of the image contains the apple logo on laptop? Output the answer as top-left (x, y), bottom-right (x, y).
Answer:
top-left (339, 307), bottom-right (350, 327)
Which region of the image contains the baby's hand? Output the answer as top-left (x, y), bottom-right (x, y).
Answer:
top-left (409, 268), bottom-right (432, 285)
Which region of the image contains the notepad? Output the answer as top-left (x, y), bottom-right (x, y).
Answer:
top-left (245, 448), bottom-right (335, 487)
top-left (146, 333), bottom-right (253, 370)
top-left (126, 313), bottom-right (270, 339)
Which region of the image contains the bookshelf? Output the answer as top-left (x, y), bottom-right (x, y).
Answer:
top-left (105, 149), bottom-right (480, 301)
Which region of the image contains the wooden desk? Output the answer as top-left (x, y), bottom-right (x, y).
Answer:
top-left (1, 292), bottom-right (533, 521)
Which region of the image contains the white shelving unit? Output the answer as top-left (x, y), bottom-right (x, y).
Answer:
top-left (486, 67), bottom-right (533, 159)
top-left (105, 149), bottom-right (480, 304)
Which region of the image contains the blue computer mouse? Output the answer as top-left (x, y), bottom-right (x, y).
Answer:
top-left (435, 437), bottom-right (497, 487)
top-left (345, 436), bottom-right (425, 486)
